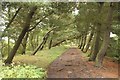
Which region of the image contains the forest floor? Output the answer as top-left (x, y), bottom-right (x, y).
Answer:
top-left (47, 48), bottom-right (118, 78)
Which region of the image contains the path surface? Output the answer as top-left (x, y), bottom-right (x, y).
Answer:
top-left (47, 48), bottom-right (118, 78)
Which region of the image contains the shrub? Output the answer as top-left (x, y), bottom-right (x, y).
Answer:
top-left (0, 64), bottom-right (46, 78)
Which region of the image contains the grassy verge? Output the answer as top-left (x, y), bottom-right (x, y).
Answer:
top-left (13, 46), bottom-right (68, 69)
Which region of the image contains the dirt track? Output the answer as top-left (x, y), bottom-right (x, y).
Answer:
top-left (47, 48), bottom-right (118, 78)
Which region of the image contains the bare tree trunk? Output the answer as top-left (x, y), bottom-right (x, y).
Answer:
top-left (83, 30), bottom-right (94, 53)
top-left (88, 34), bottom-right (95, 57)
top-left (34, 30), bottom-right (59, 55)
top-left (89, 3), bottom-right (103, 61)
top-left (48, 29), bottom-right (55, 49)
top-left (7, 30), bottom-right (10, 54)
top-left (31, 31), bottom-right (50, 55)
top-left (79, 35), bottom-right (84, 49)
top-left (30, 34), bottom-right (35, 51)
top-left (49, 38), bottom-right (53, 49)
top-left (81, 29), bottom-right (88, 51)
top-left (118, 37), bottom-right (120, 63)
top-left (31, 38), bottom-right (48, 55)
top-left (21, 32), bottom-right (29, 55)
top-left (78, 36), bottom-right (81, 48)
top-left (36, 35), bottom-right (39, 47)
top-left (89, 25), bottom-right (101, 61)
top-left (95, 3), bottom-right (114, 67)
top-left (31, 27), bottom-right (57, 55)
top-left (4, 7), bottom-right (37, 64)
top-left (81, 33), bottom-right (87, 51)
top-left (95, 29), bottom-right (110, 67)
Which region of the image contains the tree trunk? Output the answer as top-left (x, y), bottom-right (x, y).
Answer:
top-left (31, 34), bottom-right (49, 55)
top-left (83, 30), bottom-right (94, 53)
top-left (89, 3), bottom-right (103, 61)
top-left (4, 7), bottom-right (37, 64)
top-left (21, 32), bottom-right (29, 55)
top-left (49, 38), bottom-right (53, 49)
top-left (118, 37), bottom-right (120, 63)
top-left (88, 34), bottom-right (95, 57)
top-left (48, 30), bottom-right (54, 49)
top-left (7, 30), bottom-right (10, 54)
top-left (32, 31), bottom-right (50, 55)
top-left (30, 34), bottom-right (35, 51)
top-left (36, 35), bottom-right (39, 47)
top-left (95, 3), bottom-right (114, 67)
top-left (95, 29), bottom-right (110, 67)
top-left (78, 36), bottom-right (81, 47)
top-left (79, 35), bottom-right (84, 49)
top-left (89, 25), bottom-right (101, 61)
top-left (81, 33), bottom-right (87, 51)
top-left (32, 27), bottom-right (57, 55)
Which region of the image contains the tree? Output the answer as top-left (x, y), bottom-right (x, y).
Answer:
top-left (89, 3), bottom-right (103, 61)
top-left (83, 29), bottom-right (94, 53)
top-left (95, 3), bottom-right (114, 67)
top-left (1, 5), bottom-right (22, 38)
top-left (31, 28), bottom-right (56, 55)
top-left (21, 32), bottom-right (29, 55)
top-left (4, 6), bottom-right (37, 64)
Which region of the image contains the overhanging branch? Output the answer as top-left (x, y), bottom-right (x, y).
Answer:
top-left (1, 6), bottom-right (22, 38)
top-left (28, 11), bottom-right (54, 32)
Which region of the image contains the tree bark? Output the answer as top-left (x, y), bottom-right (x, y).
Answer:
top-left (88, 34), bottom-right (95, 57)
top-left (81, 33), bottom-right (87, 51)
top-left (89, 3), bottom-right (103, 61)
top-left (49, 37), bottom-right (53, 49)
top-left (83, 30), bottom-right (94, 53)
top-left (31, 30), bottom-right (51, 55)
top-left (95, 3), bottom-right (114, 67)
top-left (30, 34), bottom-right (35, 51)
top-left (4, 6), bottom-right (37, 64)
top-left (21, 32), bottom-right (29, 55)
top-left (79, 35), bottom-right (84, 49)
top-left (7, 30), bottom-right (10, 54)
top-left (31, 27), bottom-right (57, 55)
top-left (89, 25), bottom-right (101, 61)
top-left (48, 30), bottom-right (55, 49)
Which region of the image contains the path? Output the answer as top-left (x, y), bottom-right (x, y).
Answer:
top-left (47, 48), bottom-right (118, 78)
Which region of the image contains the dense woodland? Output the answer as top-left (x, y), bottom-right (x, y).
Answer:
top-left (0, 2), bottom-right (119, 78)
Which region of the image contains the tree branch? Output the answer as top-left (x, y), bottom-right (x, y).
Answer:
top-left (7, 7), bottom-right (22, 29)
top-left (28, 11), bottom-right (54, 32)
top-left (1, 6), bottom-right (22, 38)
top-left (52, 35), bottom-right (80, 47)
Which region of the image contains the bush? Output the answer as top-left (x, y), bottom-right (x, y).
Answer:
top-left (0, 64), bottom-right (46, 78)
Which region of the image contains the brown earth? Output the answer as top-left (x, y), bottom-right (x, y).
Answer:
top-left (47, 48), bottom-right (118, 78)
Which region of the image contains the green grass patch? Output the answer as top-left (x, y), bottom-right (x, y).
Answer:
top-left (13, 46), bottom-right (68, 69)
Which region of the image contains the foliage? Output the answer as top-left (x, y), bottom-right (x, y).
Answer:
top-left (1, 2), bottom-right (119, 67)
top-left (0, 64), bottom-right (46, 78)
top-left (107, 37), bottom-right (119, 60)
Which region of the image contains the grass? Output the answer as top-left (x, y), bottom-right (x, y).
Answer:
top-left (13, 46), bottom-right (68, 69)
